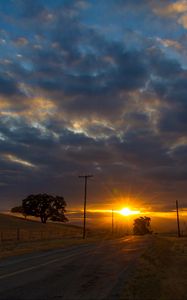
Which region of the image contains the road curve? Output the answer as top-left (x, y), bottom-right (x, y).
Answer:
top-left (0, 236), bottom-right (151, 300)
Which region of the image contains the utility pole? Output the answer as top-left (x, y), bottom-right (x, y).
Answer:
top-left (112, 209), bottom-right (114, 235)
top-left (176, 200), bottom-right (181, 237)
top-left (79, 175), bottom-right (93, 239)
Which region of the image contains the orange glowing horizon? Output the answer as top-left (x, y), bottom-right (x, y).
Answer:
top-left (81, 207), bottom-right (141, 217)
top-left (69, 207), bottom-right (187, 220)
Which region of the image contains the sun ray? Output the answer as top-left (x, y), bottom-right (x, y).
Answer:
top-left (119, 207), bottom-right (140, 216)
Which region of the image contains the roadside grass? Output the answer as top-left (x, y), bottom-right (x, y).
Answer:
top-left (121, 236), bottom-right (187, 300)
top-left (0, 238), bottom-right (81, 258)
top-left (0, 213), bottom-right (116, 259)
top-left (0, 236), bottom-right (107, 259)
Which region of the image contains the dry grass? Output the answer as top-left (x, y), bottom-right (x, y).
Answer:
top-left (0, 213), bottom-right (81, 230)
top-left (0, 213), bottom-right (82, 258)
top-left (0, 213), bottom-right (114, 259)
top-left (121, 236), bottom-right (187, 300)
top-left (0, 236), bottom-right (106, 259)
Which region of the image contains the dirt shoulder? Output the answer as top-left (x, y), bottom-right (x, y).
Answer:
top-left (120, 236), bottom-right (187, 300)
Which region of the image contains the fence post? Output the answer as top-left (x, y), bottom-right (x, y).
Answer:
top-left (17, 228), bottom-right (20, 241)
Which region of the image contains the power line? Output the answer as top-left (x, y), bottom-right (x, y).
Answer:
top-left (79, 175), bottom-right (93, 239)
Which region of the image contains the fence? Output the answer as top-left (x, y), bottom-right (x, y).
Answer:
top-left (0, 227), bottom-right (82, 243)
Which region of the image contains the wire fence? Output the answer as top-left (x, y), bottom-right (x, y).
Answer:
top-left (0, 227), bottom-right (82, 243)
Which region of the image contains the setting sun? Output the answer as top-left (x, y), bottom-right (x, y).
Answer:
top-left (119, 207), bottom-right (140, 216)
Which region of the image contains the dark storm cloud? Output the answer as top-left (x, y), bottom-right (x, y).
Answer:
top-left (148, 58), bottom-right (187, 136)
top-left (0, 116), bottom-right (95, 170)
top-left (0, 0), bottom-right (187, 210)
top-left (7, 10), bottom-right (149, 122)
top-left (0, 75), bottom-right (20, 96)
top-left (171, 145), bottom-right (187, 163)
top-left (33, 26), bottom-right (149, 99)
top-left (110, 129), bottom-right (172, 168)
top-left (149, 48), bottom-right (182, 78)
top-left (28, 19), bottom-right (149, 121)
top-left (59, 130), bottom-right (94, 147)
top-left (145, 166), bottom-right (187, 182)
top-left (160, 108), bottom-right (187, 134)
top-left (124, 113), bottom-right (149, 127)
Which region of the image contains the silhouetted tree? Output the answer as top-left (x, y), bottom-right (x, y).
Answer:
top-left (11, 205), bottom-right (27, 219)
top-left (18, 194), bottom-right (68, 223)
top-left (133, 216), bottom-right (152, 235)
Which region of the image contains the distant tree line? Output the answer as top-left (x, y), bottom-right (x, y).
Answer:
top-left (11, 193), bottom-right (68, 224)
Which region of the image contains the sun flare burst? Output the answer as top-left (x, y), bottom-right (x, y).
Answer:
top-left (119, 207), bottom-right (140, 216)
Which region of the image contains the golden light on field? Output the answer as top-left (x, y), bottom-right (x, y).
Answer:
top-left (119, 207), bottom-right (140, 216)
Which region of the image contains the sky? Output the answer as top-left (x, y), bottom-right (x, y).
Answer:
top-left (0, 0), bottom-right (187, 213)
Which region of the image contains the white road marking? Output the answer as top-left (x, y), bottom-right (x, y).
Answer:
top-left (0, 244), bottom-right (90, 267)
top-left (0, 250), bottom-right (89, 280)
top-left (0, 237), bottom-right (136, 280)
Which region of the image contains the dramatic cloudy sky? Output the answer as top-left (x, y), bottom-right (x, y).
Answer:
top-left (0, 0), bottom-right (187, 211)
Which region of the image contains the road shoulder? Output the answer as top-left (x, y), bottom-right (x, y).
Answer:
top-left (119, 236), bottom-right (187, 300)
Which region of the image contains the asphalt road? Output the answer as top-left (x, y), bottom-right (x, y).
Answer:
top-left (0, 236), bottom-right (151, 300)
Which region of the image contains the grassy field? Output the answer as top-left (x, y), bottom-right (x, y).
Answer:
top-left (0, 213), bottom-right (113, 259)
top-left (0, 213), bottom-right (83, 241)
top-left (0, 213), bottom-right (83, 259)
top-left (121, 236), bottom-right (187, 300)
top-left (0, 212), bottom-right (81, 230)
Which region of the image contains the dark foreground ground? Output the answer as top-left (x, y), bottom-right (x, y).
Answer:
top-left (0, 236), bottom-right (150, 300)
top-left (0, 235), bottom-right (187, 300)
